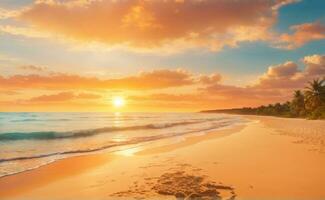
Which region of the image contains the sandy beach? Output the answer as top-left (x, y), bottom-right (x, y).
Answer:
top-left (0, 115), bottom-right (324, 200)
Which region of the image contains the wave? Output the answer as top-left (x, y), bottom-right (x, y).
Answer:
top-left (10, 118), bottom-right (71, 122)
top-left (0, 120), bottom-right (205, 141)
top-left (0, 121), bottom-right (236, 164)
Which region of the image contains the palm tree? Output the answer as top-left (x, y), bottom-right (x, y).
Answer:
top-left (304, 78), bottom-right (325, 112)
top-left (291, 90), bottom-right (305, 116)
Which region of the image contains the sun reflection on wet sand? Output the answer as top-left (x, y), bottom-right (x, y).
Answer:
top-left (115, 146), bottom-right (143, 156)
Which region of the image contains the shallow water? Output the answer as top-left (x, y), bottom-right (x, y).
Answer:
top-left (0, 112), bottom-right (245, 178)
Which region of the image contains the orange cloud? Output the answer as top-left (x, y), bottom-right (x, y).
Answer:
top-left (264, 61), bottom-right (298, 78)
top-left (194, 56), bottom-right (324, 106)
top-left (0, 90), bottom-right (20, 96)
top-left (0, 69), bottom-right (195, 90)
top-left (277, 22), bottom-right (325, 49)
top-left (77, 92), bottom-right (102, 99)
top-left (130, 93), bottom-right (208, 103)
top-left (198, 73), bottom-right (222, 85)
top-left (16, 0), bottom-right (294, 51)
top-left (26, 92), bottom-right (101, 103)
top-left (130, 86), bottom-right (286, 110)
top-left (28, 92), bottom-right (75, 102)
top-left (19, 65), bottom-right (46, 72)
top-left (255, 55), bottom-right (325, 90)
top-left (303, 54), bottom-right (325, 75)
top-left (1, 54), bottom-right (324, 111)
top-left (200, 84), bottom-right (285, 103)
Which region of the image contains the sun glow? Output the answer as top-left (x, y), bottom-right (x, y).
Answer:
top-left (112, 96), bottom-right (126, 108)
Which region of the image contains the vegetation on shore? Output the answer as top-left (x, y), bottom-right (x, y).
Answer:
top-left (202, 78), bottom-right (325, 119)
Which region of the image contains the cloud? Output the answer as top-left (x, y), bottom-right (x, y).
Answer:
top-left (5, 0), bottom-right (323, 52)
top-left (200, 83), bottom-right (284, 102)
top-left (26, 92), bottom-right (101, 103)
top-left (255, 55), bottom-right (325, 89)
top-left (130, 93), bottom-right (208, 103)
top-left (13, 0), bottom-right (295, 51)
top-left (130, 85), bottom-right (286, 109)
top-left (1, 54), bottom-right (324, 111)
top-left (28, 92), bottom-right (75, 102)
top-left (0, 25), bottom-right (52, 38)
top-left (196, 55), bottom-right (325, 107)
top-left (255, 61), bottom-right (302, 89)
top-left (0, 69), bottom-right (195, 90)
top-left (277, 22), bottom-right (325, 49)
top-left (303, 54), bottom-right (325, 75)
top-left (198, 73), bottom-right (222, 85)
top-left (0, 90), bottom-right (20, 95)
top-left (264, 61), bottom-right (298, 78)
top-left (77, 92), bottom-right (102, 99)
top-left (0, 8), bottom-right (20, 19)
top-left (18, 65), bottom-right (46, 72)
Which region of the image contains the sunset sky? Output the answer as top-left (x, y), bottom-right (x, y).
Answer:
top-left (0, 0), bottom-right (325, 112)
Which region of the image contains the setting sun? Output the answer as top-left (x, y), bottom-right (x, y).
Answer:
top-left (112, 96), bottom-right (126, 108)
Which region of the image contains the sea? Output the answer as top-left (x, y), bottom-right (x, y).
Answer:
top-left (0, 112), bottom-right (246, 178)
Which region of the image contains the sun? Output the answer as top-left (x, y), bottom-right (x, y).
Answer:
top-left (112, 96), bottom-right (126, 108)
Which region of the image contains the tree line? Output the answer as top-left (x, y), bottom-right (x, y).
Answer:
top-left (202, 78), bottom-right (325, 119)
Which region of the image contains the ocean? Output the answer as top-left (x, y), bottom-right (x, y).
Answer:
top-left (0, 112), bottom-right (246, 178)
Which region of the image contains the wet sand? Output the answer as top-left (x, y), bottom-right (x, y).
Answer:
top-left (0, 116), bottom-right (324, 200)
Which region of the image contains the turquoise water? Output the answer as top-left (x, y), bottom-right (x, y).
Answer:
top-left (0, 112), bottom-right (245, 178)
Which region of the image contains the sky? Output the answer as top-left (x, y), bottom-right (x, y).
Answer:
top-left (0, 0), bottom-right (324, 112)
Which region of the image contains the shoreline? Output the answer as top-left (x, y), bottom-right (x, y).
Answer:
top-left (0, 116), bottom-right (324, 199)
top-left (0, 123), bottom-right (246, 198)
